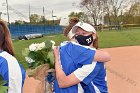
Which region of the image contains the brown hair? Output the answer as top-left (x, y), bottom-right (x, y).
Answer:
top-left (89, 23), bottom-right (98, 49)
top-left (0, 20), bottom-right (15, 56)
top-left (69, 17), bottom-right (79, 25)
top-left (63, 17), bottom-right (79, 37)
top-left (92, 34), bottom-right (98, 49)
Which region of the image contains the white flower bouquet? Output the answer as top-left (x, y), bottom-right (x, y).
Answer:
top-left (23, 40), bottom-right (56, 93)
top-left (23, 40), bottom-right (55, 69)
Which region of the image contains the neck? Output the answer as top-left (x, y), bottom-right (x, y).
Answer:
top-left (89, 44), bottom-right (93, 48)
top-left (70, 38), bottom-right (76, 42)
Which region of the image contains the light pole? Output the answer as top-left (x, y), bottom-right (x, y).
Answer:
top-left (29, 4), bottom-right (31, 23)
top-left (6, 0), bottom-right (10, 24)
top-left (52, 10), bottom-right (54, 25)
top-left (0, 12), bottom-right (2, 19)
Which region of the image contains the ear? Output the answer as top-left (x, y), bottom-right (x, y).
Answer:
top-left (92, 33), bottom-right (96, 39)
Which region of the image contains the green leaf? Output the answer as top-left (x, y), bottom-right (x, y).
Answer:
top-left (28, 51), bottom-right (37, 60)
top-left (0, 75), bottom-right (8, 93)
top-left (0, 80), bottom-right (7, 86)
top-left (0, 75), bottom-right (3, 81)
top-left (44, 40), bottom-right (52, 49)
top-left (22, 48), bottom-right (30, 57)
top-left (32, 61), bottom-right (42, 69)
top-left (0, 75), bottom-right (7, 86)
top-left (48, 52), bottom-right (54, 63)
top-left (0, 86), bottom-right (8, 93)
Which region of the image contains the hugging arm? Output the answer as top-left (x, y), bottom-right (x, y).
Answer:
top-left (54, 47), bottom-right (81, 88)
top-left (53, 46), bottom-right (110, 88)
top-left (94, 49), bottom-right (111, 62)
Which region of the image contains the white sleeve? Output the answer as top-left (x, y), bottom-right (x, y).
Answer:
top-left (74, 61), bottom-right (97, 81)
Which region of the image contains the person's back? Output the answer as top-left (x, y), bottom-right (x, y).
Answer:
top-left (92, 62), bottom-right (107, 93)
top-left (77, 62), bottom-right (108, 93)
top-left (0, 50), bottom-right (26, 93)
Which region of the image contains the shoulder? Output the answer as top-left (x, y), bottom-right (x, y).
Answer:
top-left (0, 56), bottom-right (8, 69)
top-left (61, 41), bottom-right (96, 50)
top-left (71, 42), bottom-right (96, 51)
top-left (0, 52), bottom-right (9, 76)
top-left (0, 51), bottom-right (17, 62)
top-left (0, 52), bottom-right (8, 65)
top-left (0, 51), bottom-right (20, 69)
top-left (60, 41), bottom-right (96, 58)
top-left (60, 41), bottom-right (69, 46)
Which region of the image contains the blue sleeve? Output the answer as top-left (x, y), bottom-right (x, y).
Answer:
top-left (69, 43), bottom-right (96, 67)
top-left (0, 57), bottom-right (9, 86)
top-left (82, 62), bottom-right (102, 85)
top-left (19, 64), bottom-right (26, 87)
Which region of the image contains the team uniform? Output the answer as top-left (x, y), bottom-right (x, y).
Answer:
top-left (54, 41), bottom-right (108, 93)
top-left (0, 50), bottom-right (26, 93)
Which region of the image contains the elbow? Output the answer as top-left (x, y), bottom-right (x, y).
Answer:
top-left (58, 81), bottom-right (67, 88)
top-left (101, 51), bottom-right (111, 62)
top-left (104, 54), bottom-right (111, 62)
top-left (106, 56), bottom-right (111, 62)
top-left (99, 54), bottom-right (111, 62)
top-left (95, 50), bottom-right (111, 62)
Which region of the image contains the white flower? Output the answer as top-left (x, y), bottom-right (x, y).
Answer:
top-left (36, 42), bottom-right (45, 51)
top-left (40, 42), bottom-right (45, 47)
top-left (29, 43), bottom-right (37, 51)
top-left (25, 57), bottom-right (35, 63)
top-left (29, 42), bottom-right (45, 51)
top-left (50, 40), bottom-right (56, 49)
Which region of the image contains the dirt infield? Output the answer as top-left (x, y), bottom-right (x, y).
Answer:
top-left (23, 46), bottom-right (140, 93)
top-left (105, 46), bottom-right (140, 93)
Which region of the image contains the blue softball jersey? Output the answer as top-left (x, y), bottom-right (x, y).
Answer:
top-left (0, 50), bottom-right (26, 93)
top-left (54, 41), bottom-right (108, 93)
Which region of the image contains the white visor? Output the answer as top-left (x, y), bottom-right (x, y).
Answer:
top-left (67, 29), bottom-right (75, 39)
top-left (72, 22), bottom-right (96, 33)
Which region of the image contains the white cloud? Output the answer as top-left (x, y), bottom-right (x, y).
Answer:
top-left (0, 0), bottom-right (81, 23)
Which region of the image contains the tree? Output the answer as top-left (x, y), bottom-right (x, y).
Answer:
top-left (80, 0), bottom-right (105, 25)
top-left (39, 16), bottom-right (46, 24)
top-left (123, 1), bottom-right (140, 24)
top-left (14, 20), bottom-right (25, 24)
top-left (68, 12), bottom-right (88, 21)
top-left (30, 14), bottom-right (40, 24)
top-left (29, 14), bottom-right (60, 25)
top-left (80, 0), bottom-right (134, 27)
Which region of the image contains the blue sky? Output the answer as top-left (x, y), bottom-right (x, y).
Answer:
top-left (0, 0), bottom-right (81, 24)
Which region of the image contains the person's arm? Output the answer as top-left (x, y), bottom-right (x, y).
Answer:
top-left (54, 46), bottom-right (81, 88)
top-left (55, 59), bottom-right (81, 88)
top-left (53, 47), bottom-right (102, 88)
top-left (94, 49), bottom-right (111, 62)
top-left (53, 46), bottom-right (110, 88)
top-left (71, 42), bottom-right (111, 63)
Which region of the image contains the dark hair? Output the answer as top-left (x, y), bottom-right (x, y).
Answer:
top-left (0, 20), bottom-right (15, 56)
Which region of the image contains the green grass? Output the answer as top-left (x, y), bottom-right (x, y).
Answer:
top-left (98, 28), bottom-right (140, 48)
top-left (13, 28), bottom-right (140, 69)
